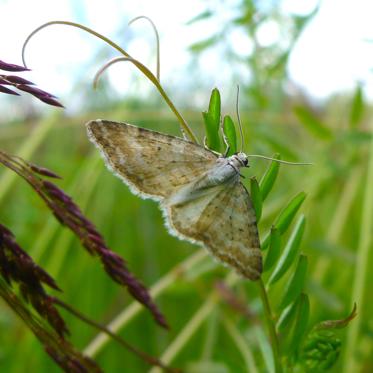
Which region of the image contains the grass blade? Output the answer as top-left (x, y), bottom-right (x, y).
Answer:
top-left (186, 10), bottom-right (213, 25)
top-left (189, 35), bottom-right (219, 53)
top-left (343, 118), bottom-right (373, 372)
top-left (254, 325), bottom-right (275, 373)
top-left (349, 84), bottom-right (364, 128)
top-left (294, 106), bottom-right (332, 140)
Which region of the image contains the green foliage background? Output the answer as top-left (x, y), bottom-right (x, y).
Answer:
top-left (0, 2), bottom-right (372, 372)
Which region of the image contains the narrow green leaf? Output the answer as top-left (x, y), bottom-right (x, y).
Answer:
top-left (267, 215), bottom-right (306, 285)
top-left (222, 115), bottom-right (237, 155)
top-left (349, 84), bottom-right (364, 128)
top-left (233, 5), bottom-right (255, 25)
top-left (209, 88), bottom-right (221, 127)
top-left (341, 130), bottom-right (372, 144)
top-left (254, 325), bottom-right (275, 373)
top-left (250, 177), bottom-right (262, 222)
top-left (263, 227), bottom-right (281, 272)
top-left (202, 89), bottom-right (221, 152)
top-left (202, 112), bottom-right (220, 151)
top-left (278, 254), bottom-right (308, 310)
top-left (257, 132), bottom-right (299, 160)
top-left (186, 10), bottom-right (213, 25)
top-left (275, 192), bottom-right (306, 234)
top-left (276, 298), bottom-right (298, 335)
top-left (268, 51), bottom-right (289, 77)
top-left (259, 153), bottom-right (280, 201)
top-left (288, 293), bottom-right (310, 355)
top-left (189, 35), bottom-right (219, 53)
top-left (261, 192), bottom-right (306, 250)
top-left (294, 106), bottom-right (332, 140)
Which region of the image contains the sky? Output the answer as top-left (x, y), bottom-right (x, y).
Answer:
top-left (1, 0), bottom-right (373, 114)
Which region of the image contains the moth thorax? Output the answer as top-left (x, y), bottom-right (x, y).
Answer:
top-left (232, 152), bottom-right (249, 168)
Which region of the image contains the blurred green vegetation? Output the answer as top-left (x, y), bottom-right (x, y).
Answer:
top-left (0, 1), bottom-right (372, 372)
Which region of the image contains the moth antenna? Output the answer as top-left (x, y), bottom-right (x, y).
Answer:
top-left (247, 154), bottom-right (313, 166)
top-left (236, 85), bottom-right (244, 153)
top-left (128, 16), bottom-right (160, 81)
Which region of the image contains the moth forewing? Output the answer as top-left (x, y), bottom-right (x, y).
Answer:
top-left (86, 119), bottom-right (217, 198)
top-left (86, 119), bottom-right (262, 281)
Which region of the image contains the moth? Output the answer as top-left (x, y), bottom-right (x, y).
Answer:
top-left (87, 120), bottom-right (262, 280)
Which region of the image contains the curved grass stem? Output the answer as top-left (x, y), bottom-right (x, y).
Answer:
top-left (128, 16), bottom-right (160, 81)
top-left (22, 21), bottom-right (198, 143)
top-left (257, 278), bottom-right (282, 373)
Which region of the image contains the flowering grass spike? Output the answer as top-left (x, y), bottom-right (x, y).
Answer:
top-left (0, 150), bottom-right (167, 328)
top-left (0, 59), bottom-right (63, 107)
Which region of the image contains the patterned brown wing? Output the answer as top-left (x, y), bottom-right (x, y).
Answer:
top-left (87, 120), bottom-right (218, 200)
top-left (166, 182), bottom-right (262, 280)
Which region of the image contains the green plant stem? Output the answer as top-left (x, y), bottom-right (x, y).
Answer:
top-left (222, 316), bottom-right (259, 373)
top-left (201, 308), bottom-right (219, 360)
top-left (149, 272), bottom-right (238, 373)
top-left (22, 21), bottom-right (198, 143)
top-left (83, 250), bottom-right (208, 357)
top-left (257, 278), bottom-right (282, 373)
top-left (150, 292), bottom-right (218, 373)
top-left (54, 299), bottom-right (173, 372)
top-left (343, 121), bottom-right (373, 373)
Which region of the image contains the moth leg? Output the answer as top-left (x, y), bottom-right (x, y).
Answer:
top-left (223, 145), bottom-right (230, 158)
top-left (180, 126), bottom-right (189, 140)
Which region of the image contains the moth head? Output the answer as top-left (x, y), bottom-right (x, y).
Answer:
top-left (235, 152), bottom-right (249, 167)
